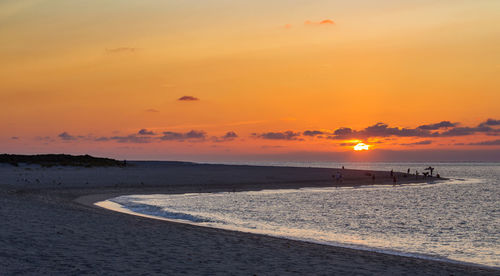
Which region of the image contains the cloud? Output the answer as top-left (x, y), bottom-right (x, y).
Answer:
top-left (94, 137), bottom-right (110, 142)
top-left (439, 126), bottom-right (494, 137)
top-left (11, 136), bottom-right (19, 140)
top-left (223, 131), bottom-right (238, 139)
top-left (333, 127), bottom-right (353, 136)
top-left (105, 47), bottom-right (137, 54)
top-left (93, 134), bottom-right (152, 143)
top-left (303, 130), bottom-right (324, 136)
top-left (160, 130), bottom-right (206, 141)
top-left (212, 131), bottom-right (239, 142)
top-left (178, 96), bottom-right (199, 101)
top-left (138, 129), bottom-right (155, 136)
top-left (253, 131), bottom-right (301, 140)
top-left (400, 140), bottom-right (433, 146)
top-left (145, 108), bottom-right (159, 113)
top-left (479, 118), bottom-right (500, 127)
top-left (58, 132), bottom-right (76, 141)
top-left (94, 129), bottom-right (210, 143)
top-left (305, 19), bottom-right (335, 26)
top-left (160, 132), bottom-right (183, 140)
top-left (109, 135), bottom-right (152, 144)
top-left (330, 123), bottom-right (434, 140)
top-left (320, 19), bottom-right (335, 25)
top-left (339, 142), bottom-right (358, 146)
top-left (466, 139), bottom-right (500, 146)
top-left (417, 121), bottom-right (456, 130)
top-left (329, 120), bottom-right (500, 140)
top-left (185, 130), bottom-right (206, 139)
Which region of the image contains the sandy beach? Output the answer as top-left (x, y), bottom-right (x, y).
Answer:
top-left (0, 162), bottom-right (497, 275)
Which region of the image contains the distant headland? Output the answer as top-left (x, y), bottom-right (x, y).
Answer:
top-left (0, 154), bottom-right (125, 167)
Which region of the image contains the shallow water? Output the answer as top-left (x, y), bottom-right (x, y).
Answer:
top-left (103, 163), bottom-right (500, 267)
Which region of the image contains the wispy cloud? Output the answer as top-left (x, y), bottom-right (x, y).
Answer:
top-left (252, 131), bottom-right (302, 140)
top-left (400, 140), bottom-right (433, 146)
top-left (303, 130), bottom-right (324, 137)
top-left (109, 135), bottom-right (153, 144)
top-left (212, 131), bottom-right (238, 142)
top-left (305, 19), bottom-right (335, 26)
top-left (439, 126), bottom-right (495, 137)
top-left (145, 108), bottom-right (159, 113)
top-left (417, 121), bottom-right (456, 130)
top-left (479, 118), bottom-right (500, 127)
top-left (178, 96), bottom-right (199, 101)
top-left (160, 130), bottom-right (206, 141)
top-left (138, 129), bottom-right (155, 136)
top-left (466, 139), bottom-right (500, 146)
top-left (320, 19), bottom-right (335, 25)
top-left (105, 47), bottom-right (137, 54)
top-left (329, 123), bottom-right (434, 140)
top-left (58, 132), bottom-right (76, 141)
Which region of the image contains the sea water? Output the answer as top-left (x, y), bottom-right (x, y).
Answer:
top-left (100, 163), bottom-right (499, 268)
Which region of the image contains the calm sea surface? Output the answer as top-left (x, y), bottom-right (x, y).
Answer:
top-left (103, 162), bottom-right (499, 267)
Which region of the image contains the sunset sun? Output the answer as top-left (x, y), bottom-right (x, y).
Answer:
top-left (354, 143), bottom-right (370, 151)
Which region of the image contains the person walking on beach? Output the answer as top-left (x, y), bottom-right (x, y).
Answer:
top-left (407, 168), bottom-right (410, 175)
top-left (390, 169), bottom-right (394, 177)
top-left (335, 171), bottom-right (343, 183)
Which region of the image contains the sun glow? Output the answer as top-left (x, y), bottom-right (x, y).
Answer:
top-left (353, 143), bottom-right (370, 151)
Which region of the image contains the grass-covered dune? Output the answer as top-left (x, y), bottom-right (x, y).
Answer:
top-left (0, 154), bottom-right (126, 167)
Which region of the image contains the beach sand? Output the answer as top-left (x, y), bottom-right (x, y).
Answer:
top-left (0, 162), bottom-right (497, 275)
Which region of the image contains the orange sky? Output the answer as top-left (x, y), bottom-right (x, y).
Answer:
top-left (1, 0), bottom-right (499, 161)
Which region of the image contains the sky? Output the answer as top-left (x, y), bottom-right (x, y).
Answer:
top-left (1, 0), bottom-right (499, 161)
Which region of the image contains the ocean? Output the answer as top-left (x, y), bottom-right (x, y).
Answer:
top-left (98, 162), bottom-right (499, 268)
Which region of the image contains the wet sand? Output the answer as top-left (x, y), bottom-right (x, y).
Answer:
top-left (0, 162), bottom-right (497, 275)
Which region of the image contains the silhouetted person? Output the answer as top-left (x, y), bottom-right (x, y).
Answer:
top-left (390, 169), bottom-right (394, 177)
top-left (415, 170), bottom-right (419, 179)
top-left (430, 167), bottom-right (434, 176)
top-left (407, 168), bottom-right (410, 175)
top-left (436, 173), bottom-right (441, 178)
top-left (342, 166), bottom-right (345, 170)
top-left (335, 171), bottom-right (343, 183)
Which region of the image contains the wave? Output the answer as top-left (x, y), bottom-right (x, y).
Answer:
top-left (108, 198), bottom-right (214, 223)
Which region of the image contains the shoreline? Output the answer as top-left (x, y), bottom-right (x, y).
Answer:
top-left (1, 162), bottom-right (497, 275)
top-left (78, 181), bottom-right (497, 272)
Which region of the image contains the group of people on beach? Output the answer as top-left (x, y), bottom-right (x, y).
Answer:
top-left (398, 166), bottom-right (441, 181)
top-left (332, 165), bottom-right (441, 185)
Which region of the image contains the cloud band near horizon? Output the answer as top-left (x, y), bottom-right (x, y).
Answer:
top-left (42, 118), bottom-right (500, 147)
